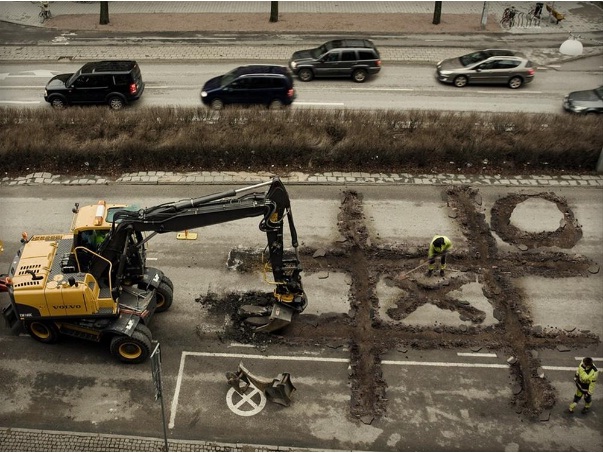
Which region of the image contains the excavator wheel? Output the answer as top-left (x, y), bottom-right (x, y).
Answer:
top-left (154, 281), bottom-right (173, 313)
top-left (110, 330), bottom-right (152, 364)
top-left (162, 275), bottom-right (174, 291)
top-left (24, 320), bottom-right (59, 344)
top-left (134, 323), bottom-right (153, 341)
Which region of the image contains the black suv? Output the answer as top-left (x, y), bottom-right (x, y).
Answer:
top-left (288, 39), bottom-right (381, 83)
top-left (44, 60), bottom-right (144, 110)
top-left (200, 65), bottom-right (296, 110)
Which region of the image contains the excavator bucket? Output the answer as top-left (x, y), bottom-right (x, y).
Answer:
top-left (226, 362), bottom-right (296, 406)
top-left (249, 302), bottom-right (294, 333)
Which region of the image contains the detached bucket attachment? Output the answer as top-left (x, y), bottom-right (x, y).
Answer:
top-left (265, 373), bottom-right (296, 407)
top-left (226, 361), bottom-right (296, 406)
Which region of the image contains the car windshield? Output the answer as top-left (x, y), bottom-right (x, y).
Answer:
top-left (313, 43), bottom-right (330, 59)
top-left (67, 69), bottom-right (82, 86)
top-left (459, 51), bottom-right (489, 67)
top-left (220, 68), bottom-right (239, 87)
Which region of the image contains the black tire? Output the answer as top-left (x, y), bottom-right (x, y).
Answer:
top-left (110, 331), bottom-right (152, 364)
top-left (453, 75), bottom-right (468, 88)
top-left (108, 96), bottom-right (125, 110)
top-left (24, 321), bottom-right (59, 344)
top-left (135, 323), bottom-right (153, 341)
top-left (162, 275), bottom-right (174, 291)
top-left (210, 98), bottom-right (224, 110)
top-left (269, 99), bottom-right (283, 110)
top-left (508, 76), bottom-right (523, 89)
top-left (298, 68), bottom-right (314, 82)
top-left (352, 69), bottom-right (368, 83)
top-left (154, 280), bottom-right (173, 313)
top-left (50, 97), bottom-right (66, 109)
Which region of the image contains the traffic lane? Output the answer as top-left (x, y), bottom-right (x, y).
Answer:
top-left (6, 330), bottom-right (596, 452)
top-left (381, 349), bottom-right (603, 452)
top-left (0, 333), bottom-right (163, 434)
top-left (1, 61), bottom-right (602, 112)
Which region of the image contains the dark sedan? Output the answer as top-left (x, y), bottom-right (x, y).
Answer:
top-left (436, 49), bottom-right (535, 89)
top-left (563, 86), bottom-right (603, 114)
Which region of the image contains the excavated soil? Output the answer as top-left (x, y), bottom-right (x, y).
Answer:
top-left (197, 186), bottom-right (599, 421)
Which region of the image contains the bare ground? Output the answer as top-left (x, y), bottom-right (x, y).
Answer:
top-left (44, 12), bottom-right (503, 34)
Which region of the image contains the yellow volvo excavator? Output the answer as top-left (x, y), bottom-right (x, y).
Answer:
top-left (1, 178), bottom-right (307, 363)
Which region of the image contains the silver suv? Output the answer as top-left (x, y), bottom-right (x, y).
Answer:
top-left (288, 39), bottom-right (381, 83)
top-left (436, 49), bottom-right (535, 89)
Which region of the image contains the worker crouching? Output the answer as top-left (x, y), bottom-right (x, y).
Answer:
top-left (426, 235), bottom-right (453, 277)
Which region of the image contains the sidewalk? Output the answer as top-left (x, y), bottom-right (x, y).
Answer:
top-left (0, 1), bottom-right (602, 64)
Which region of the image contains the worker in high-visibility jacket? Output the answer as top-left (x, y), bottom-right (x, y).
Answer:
top-left (569, 357), bottom-right (598, 414)
top-left (426, 235), bottom-right (453, 277)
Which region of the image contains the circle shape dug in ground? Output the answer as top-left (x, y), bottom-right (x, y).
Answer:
top-left (490, 193), bottom-right (582, 249)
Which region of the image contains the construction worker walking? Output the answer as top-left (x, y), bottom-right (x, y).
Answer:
top-left (569, 357), bottom-right (598, 414)
top-left (426, 235), bottom-right (453, 277)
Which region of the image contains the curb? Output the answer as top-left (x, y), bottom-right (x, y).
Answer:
top-left (2, 171), bottom-right (602, 188)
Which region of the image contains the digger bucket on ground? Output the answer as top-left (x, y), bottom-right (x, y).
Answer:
top-left (265, 373), bottom-right (296, 407)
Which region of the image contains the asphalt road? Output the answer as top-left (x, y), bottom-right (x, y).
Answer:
top-left (1, 183), bottom-right (602, 451)
top-left (1, 60), bottom-right (602, 113)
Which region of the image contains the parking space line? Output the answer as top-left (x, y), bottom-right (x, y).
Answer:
top-left (457, 352), bottom-right (498, 358)
top-left (382, 360), bottom-right (508, 368)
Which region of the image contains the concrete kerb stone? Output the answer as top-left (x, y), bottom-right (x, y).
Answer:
top-left (2, 172), bottom-right (602, 188)
top-left (0, 426), bottom-right (329, 452)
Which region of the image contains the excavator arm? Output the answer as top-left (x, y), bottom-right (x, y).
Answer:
top-left (93, 178), bottom-right (307, 331)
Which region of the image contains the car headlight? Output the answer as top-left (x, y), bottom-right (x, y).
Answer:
top-left (290, 61), bottom-right (297, 69)
top-left (201, 91), bottom-right (207, 98)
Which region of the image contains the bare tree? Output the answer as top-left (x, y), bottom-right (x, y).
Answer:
top-left (100, 1), bottom-right (109, 25)
top-left (432, 1), bottom-right (442, 25)
top-left (270, 1), bottom-right (279, 23)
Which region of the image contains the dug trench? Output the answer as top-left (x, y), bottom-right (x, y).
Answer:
top-left (197, 186), bottom-right (600, 421)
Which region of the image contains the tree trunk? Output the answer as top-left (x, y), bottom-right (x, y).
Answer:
top-left (270, 1), bottom-right (279, 23)
top-left (432, 1), bottom-right (442, 25)
top-left (100, 1), bottom-right (109, 25)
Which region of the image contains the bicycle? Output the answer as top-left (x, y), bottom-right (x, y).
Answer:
top-left (500, 6), bottom-right (517, 28)
top-left (38, 2), bottom-right (52, 23)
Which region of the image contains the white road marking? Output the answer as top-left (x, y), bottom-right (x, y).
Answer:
top-left (382, 360), bottom-right (508, 368)
top-left (0, 101), bottom-right (40, 104)
top-left (226, 384), bottom-right (266, 416)
top-left (350, 88), bottom-right (413, 91)
top-left (294, 102), bottom-right (345, 106)
top-left (457, 352), bottom-right (498, 358)
top-left (477, 90), bottom-right (542, 94)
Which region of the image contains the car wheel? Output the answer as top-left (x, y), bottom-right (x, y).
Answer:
top-left (24, 321), bottom-right (59, 344)
top-left (269, 99), bottom-right (283, 110)
top-left (108, 96), bottom-right (125, 110)
top-left (110, 330), bottom-right (152, 364)
top-left (210, 99), bottom-right (224, 110)
top-left (298, 68), bottom-right (314, 82)
top-left (50, 97), bottom-right (66, 109)
top-left (352, 69), bottom-right (368, 83)
top-left (508, 76), bottom-right (523, 89)
top-left (453, 75), bottom-right (468, 88)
